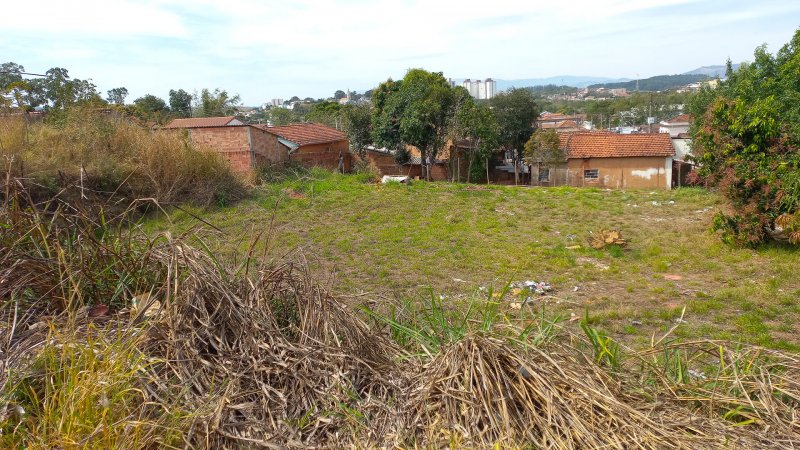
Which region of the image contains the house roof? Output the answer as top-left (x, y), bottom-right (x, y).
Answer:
top-left (254, 123), bottom-right (347, 146)
top-left (162, 116), bottom-right (240, 129)
top-left (559, 132), bottom-right (675, 159)
top-left (557, 120), bottom-right (580, 129)
top-left (665, 114), bottom-right (691, 124)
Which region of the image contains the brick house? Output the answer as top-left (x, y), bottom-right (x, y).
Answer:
top-left (255, 123), bottom-right (351, 171)
top-left (530, 132), bottom-right (675, 189)
top-left (163, 116), bottom-right (289, 174)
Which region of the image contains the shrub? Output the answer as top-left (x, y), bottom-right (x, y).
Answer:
top-left (689, 29), bottom-right (800, 245)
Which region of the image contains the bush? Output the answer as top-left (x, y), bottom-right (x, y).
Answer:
top-left (689, 30), bottom-right (800, 245)
top-left (0, 107), bottom-right (247, 207)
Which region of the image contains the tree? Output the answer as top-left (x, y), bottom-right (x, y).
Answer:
top-left (268, 107), bottom-right (298, 126)
top-left (334, 90), bottom-right (347, 100)
top-left (524, 129), bottom-right (564, 184)
top-left (306, 100), bottom-right (342, 127)
top-left (169, 89), bottom-right (192, 117)
top-left (106, 87), bottom-right (128, 105)
top-left (133, 94), bottom-right (170, 121)
top-left (341, 103), bottom-right (372, 157)
top-left (689, 28), bottom-right (800, 246)
top-left (449, 88), bottom-right (498, 182)
top-left (491, 87), bottom-right (539, 183)
top-left (371, 69), bottom-right (455, 180)
top-left (196, 88), bottom-right (241, 117)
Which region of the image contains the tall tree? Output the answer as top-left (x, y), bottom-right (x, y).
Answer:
top-left (689, 28), bottom-right (800, 245)
top-left (106, 87), bottom-right (128, 105)
top-left (449, 87), bottom-right (498, 182)
top-left (169, 89), bottom-right (193, 118)
top-left (196, 88), bottom-right (241, 117)
top-left (334, 90), bottom-right (347, 100)
top-left (133, 94), bottom-right (170, 122)
top-left (341, 103), bottom-right (372, 157)
top-left (371, 69), bottom-right (455, 180)
top-left (491, 87), bottom-right (539, 183)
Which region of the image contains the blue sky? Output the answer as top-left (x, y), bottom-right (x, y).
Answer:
top-left (2, 0), bottom-right (798, 105)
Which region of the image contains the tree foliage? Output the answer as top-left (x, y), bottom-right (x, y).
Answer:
top-left (196, 88), bottom-right (241, 117)
top-left (106, 87), bottom-right (128, 105)
top-left (169, 89), bottom-right (193, 118)
top-left (689, 29), bottom-right (800, 246)
top-left (371, 69), bottom-right (456, 179)
top-left (449, 87), bottom-right (499, 182)
top-left (524, 129), bottom-right (564, 167)
top-left (491, 87), bottom-right (538, 155)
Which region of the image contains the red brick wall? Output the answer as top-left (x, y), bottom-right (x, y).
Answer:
top-left (189, 127), bottom-right (253, 174)
top-left (249, 127), bottom-right (289, 167)
top-left (292, 140), bottom-right (352, 171)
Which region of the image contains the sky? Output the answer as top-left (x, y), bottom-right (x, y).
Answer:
top-left (2, 0), bottom-right (799, 105)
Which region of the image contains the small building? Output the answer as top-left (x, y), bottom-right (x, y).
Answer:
top-left (162, 116), bottom-right (289, 174)
top-left (659, 114), bottom-right (691, 137)
top-left (531, 132), bottom-right (675, 190)
top-left (255, 123), bottom-right (351, 171)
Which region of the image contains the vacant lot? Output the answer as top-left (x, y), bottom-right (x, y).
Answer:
top-left (150, 170), bottom-right (800, 350)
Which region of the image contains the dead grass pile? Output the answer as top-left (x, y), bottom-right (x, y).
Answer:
top-left (406, 335), bottom-right (788, 449)
top-left (142, 246), bottom-right (405, 448)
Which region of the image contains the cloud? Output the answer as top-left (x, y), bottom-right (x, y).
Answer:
top-left (1, 0), bottom-right (798, 103)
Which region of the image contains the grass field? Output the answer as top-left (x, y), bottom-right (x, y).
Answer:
top-left (149, 169), bottom-right (800, 351)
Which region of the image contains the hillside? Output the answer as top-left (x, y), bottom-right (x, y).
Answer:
top-left (683, 64), bottom-right (740, 77)
top-left (589, 73), bottom-right (711, 91)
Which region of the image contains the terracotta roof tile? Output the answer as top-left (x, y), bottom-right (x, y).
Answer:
top-left (559, 132), bottom-right (674, 158)
top-left (666, 114), bottom-right (692, 124)
top-left (163, 116), bottom-right (239, 129)
top-left (557, 120), bottom-right (579, 128)
top-left (254, 123), bottom-right (347, 146)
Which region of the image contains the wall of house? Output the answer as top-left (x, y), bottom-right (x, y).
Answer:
top-left (565, 157), bottom-right (672, 189)
top-left (248, 127), bottom-right (289, 167)
top-left (188, 127), bottom-right (253, 174)
top-left (187, 126), bottom-right (290, 174)
top-left (291, 140), bottom-right (352, 171)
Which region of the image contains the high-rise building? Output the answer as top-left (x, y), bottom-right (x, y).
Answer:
top-left (485, 78), bottom-right (496, 100)
top-left (462, 78), bottom-right (496, 100)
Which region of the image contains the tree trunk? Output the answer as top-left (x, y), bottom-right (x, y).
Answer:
top-left (486, 157), bottom-right (489, 185)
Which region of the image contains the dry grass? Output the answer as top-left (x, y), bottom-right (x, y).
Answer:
top-left (0, 108), bottom-right (246, 207)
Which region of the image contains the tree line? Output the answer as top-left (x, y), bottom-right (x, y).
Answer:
top-left (0, 62), bottom-right (241, 123)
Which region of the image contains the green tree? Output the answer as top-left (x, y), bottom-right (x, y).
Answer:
top-left (196, 88), bottom-right (241, 117)
top-left (371, 69), bottom-right (455, 180)
top-left (168, 89), bottom-right (193, 118)
top-left (341, 103), bottom-right (372, 157)
top-left (306, 100), bottom-right (342, 127)
top-left (334, 90), bottom-right (347, 100)
top-left (106, 87), bottom-right (128, 105)
top-left (689, 29), bottom-right (800, 246)
top-left (133, 94), bottom-right (170, 122)
top-left (524, 129), bottom-right (564, 176)
top-left (449, 88), bottom-right (498, 182)
top-left (268, 107), bottom-right (298, 126)
top-left (491, 87), bottom-right (539, 183)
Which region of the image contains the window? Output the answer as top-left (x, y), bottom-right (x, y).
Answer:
top-left (584, 169), bottom-right (599, 180)
top-left (538, 168), bottom-right (550, 182)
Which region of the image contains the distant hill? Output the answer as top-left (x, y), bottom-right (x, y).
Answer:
top-left (588, 74), bottom-right (710, 91)
top-left (683, 64), bottom-right (740, 78)
top-left (454, 76), bottom-right (629, 91)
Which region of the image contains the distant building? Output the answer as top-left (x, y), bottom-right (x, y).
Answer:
top-left (270, 98), bottom-right (283, 107)
top-left (462, 78), bottom-right (496, 100)
top-left (659, 114), bottom-right (692, 137)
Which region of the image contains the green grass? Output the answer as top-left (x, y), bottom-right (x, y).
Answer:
top-left (145, 170), bottom-right (800, 351)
